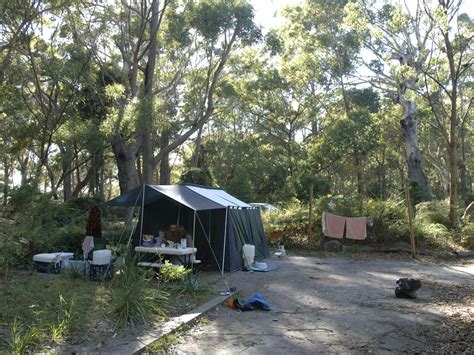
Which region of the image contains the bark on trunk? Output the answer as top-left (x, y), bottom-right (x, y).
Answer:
top-left (159, 130), bottom-right (170, 184)
top-left (459, 127), bottom-right (468, 199)
top-left (354, 153), bottom-right (363, 194)
top-left (19, 155), bottom-right (29, 186)
top-left (3, 158), bottom-right (9, 205)
top-left (112, 133), bottom-right (140, 194)
top-left (400, 100), bottom-right (429, 200)
top-left (63, 162), bottom-right (72, 201)
top-left (448, 142), bottom-right (458, 225)
top-left (191, 126), bottom-right (203, 168)
top-left (142, 0), bottom-right (160, 184)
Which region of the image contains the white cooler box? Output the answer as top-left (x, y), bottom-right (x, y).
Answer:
top-left (33, 252), bottom-right (74, 274)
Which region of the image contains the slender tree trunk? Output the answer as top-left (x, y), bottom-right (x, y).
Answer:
top-left (159, 130), bottom-right (170, 184)
top-left (448, 142), bottom-right (458, 224)
top-left (354, 152), bottom-right (363, 194)
top-left (191, 126), bottom-right (204, 168)
top-left (459, 127), bottom-right (468, 200)
top-left (142, 0), bottom-right (160, 184)
top-left (19, 155), bottom-right (29, 186)
top-left (444, 31), bottom-right (459, 226)
top-left (63, 162), bottom-right (72, 201)
top-left (400, 100), bottom-right (429, 200)
top-left (3, 158), bottom-right (9, 205)
top-left (98, 165), bottom-right (105, 201)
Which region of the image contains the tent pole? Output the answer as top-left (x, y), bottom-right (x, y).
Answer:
top-left (177, 204), bottom-right (181, 225)
top-left (139, 184), bottom-right (145, 246)
top-left (221, 207), bottom-right (228, 275)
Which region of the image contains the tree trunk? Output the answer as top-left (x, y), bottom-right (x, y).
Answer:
top-left (142, 0), bottom-right (160, 184)
top-left (63, 162), bottom-right (72, 201)
top-left (98, 165), bottom-right (105, 201)
top-left (354, 152), bottom-right (363, 194)
top-left (3, 158), bottom-right (9, 205)
top-left (458, 127), bottom-right (468, 200)
top-left (448, 142), bottom-right (458, 225)
top-left (112, 133), bottom-right (140, 194)
top-left (19, 155), bottom-right (29, 186)
top-left (159, 130), bottom-right (170, 184)
top-left (191, 126), bottom-right (204, 167)
top-left (400, 100), bottom-right (429, 200)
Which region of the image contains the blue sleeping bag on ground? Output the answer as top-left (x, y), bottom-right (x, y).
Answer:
top-left (236, 293), bottom-right (271, 311)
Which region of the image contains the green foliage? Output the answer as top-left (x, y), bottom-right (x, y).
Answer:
top-left (1, 318), bottom-right (42, 355)
top-left (179, 167), bottom-right (213, 186)
top-left (188, 0), bottom-right (261, 44)
top-left (459, 224), bottom-right (474, 249)
top-left (261, 200), bottom-right (313, 247)
top-left (364, 198), bottom-right (408, 242)
top-left (226, 165), bottom-right (255, 202)
top-left (49, 295), bottom-right (76, 345)
top-left (110, 255), bottom-right (168, 330)
top-left (415, 200), bottom-right (450, 227)
top-left (0, 275), bottom-right (109, 352)
top-left (159, 260), bottom-right (191, 283)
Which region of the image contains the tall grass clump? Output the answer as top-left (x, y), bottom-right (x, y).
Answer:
top-left (110, 255), bottom-right (168, 330)
top-left (1, 318), bottom-right (41, 354)
top-left (49, 294), bottom-right (76, 345)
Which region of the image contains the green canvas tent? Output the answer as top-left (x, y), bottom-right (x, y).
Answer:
top-left (107, 184), bottom-right (269, 272)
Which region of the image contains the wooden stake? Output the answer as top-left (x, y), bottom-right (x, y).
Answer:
top-left (308, 183), bottom-right (314, 250)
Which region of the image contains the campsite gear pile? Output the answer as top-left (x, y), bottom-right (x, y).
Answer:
top-left (226, 293), bottom-right (271, 311)
top-left (32, 205), bottom-right (113, 280)
top-left (395, 278), bottom-right (422, 299)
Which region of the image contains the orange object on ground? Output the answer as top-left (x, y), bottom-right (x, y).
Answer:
top-left (226, 297), bottom-right (236, 309)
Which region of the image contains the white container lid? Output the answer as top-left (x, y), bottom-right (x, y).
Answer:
top-left (33, 253), bottom-right (62, 263)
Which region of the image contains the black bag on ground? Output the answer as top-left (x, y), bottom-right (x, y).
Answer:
top-left (395, 278), bottom-right (421, 299)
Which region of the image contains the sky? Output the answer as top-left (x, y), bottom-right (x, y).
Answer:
top-left (250, 0), bottom-right (474, 32)
top-left (250, 0), bottom-right (303, 31)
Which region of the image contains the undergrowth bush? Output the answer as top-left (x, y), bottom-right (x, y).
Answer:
top-left (1, 318), bottom-right (42, 355)
top-left (110, 255), bottom-right (168, 330)
top-left (159, 261), bottom-right (191, 283)
top-left (262, 195), bottom-right (464, 250)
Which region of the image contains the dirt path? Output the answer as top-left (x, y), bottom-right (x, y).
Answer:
top-left (170, 255), bottom-right (473, 354)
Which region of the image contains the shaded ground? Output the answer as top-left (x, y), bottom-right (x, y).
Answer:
top-left (170, 254), bottom-right (473, 354)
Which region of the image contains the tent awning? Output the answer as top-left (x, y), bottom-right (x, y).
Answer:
top-left (107, 184), bottom-right (250, 211)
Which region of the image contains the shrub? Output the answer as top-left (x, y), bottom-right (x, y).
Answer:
top-left (159, 261), bottom-right (190, 283)
top-left (1, 318), bottom-right (42, 354)
top-left (364, 198), bottom-right (409, 242)
top-left (110, 255), bottom-right (168, 330)
top-left (415, 200), bottom-right (450, 227)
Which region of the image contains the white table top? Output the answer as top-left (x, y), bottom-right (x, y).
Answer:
top-left (135, 246), bottom-right (197, 256)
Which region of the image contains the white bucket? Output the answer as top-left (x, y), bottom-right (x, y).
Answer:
top-left (92, 249), bottom-right (112, 265)
top-left (242, 244), bottom-right (255, 265)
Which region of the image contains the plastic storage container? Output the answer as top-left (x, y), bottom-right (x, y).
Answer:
top-left (32, 252), bottom-right (74, 273)
top-left (242, 244), bottom-right (255, 265)
top-left (91, 249), bottom-right (112, 265)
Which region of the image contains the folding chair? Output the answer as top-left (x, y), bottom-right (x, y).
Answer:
top-left (267, 230), bottom-right (284, 250)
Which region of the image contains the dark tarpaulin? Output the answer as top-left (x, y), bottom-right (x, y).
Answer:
top-left (107, 185), bottom-right (224, 211)
top-left (228, 208), bottom-right (269, 271)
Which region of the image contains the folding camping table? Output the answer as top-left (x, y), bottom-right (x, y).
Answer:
top-left (134, 246), bottom-right (197, 268)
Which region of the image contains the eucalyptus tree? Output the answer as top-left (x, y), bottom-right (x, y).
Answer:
top-left (419, 0), bottom-right (473, 224)
top-left (100, 0), bottom-right (260, 193)
top-left (344, 0), bottom-right (432, 200)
